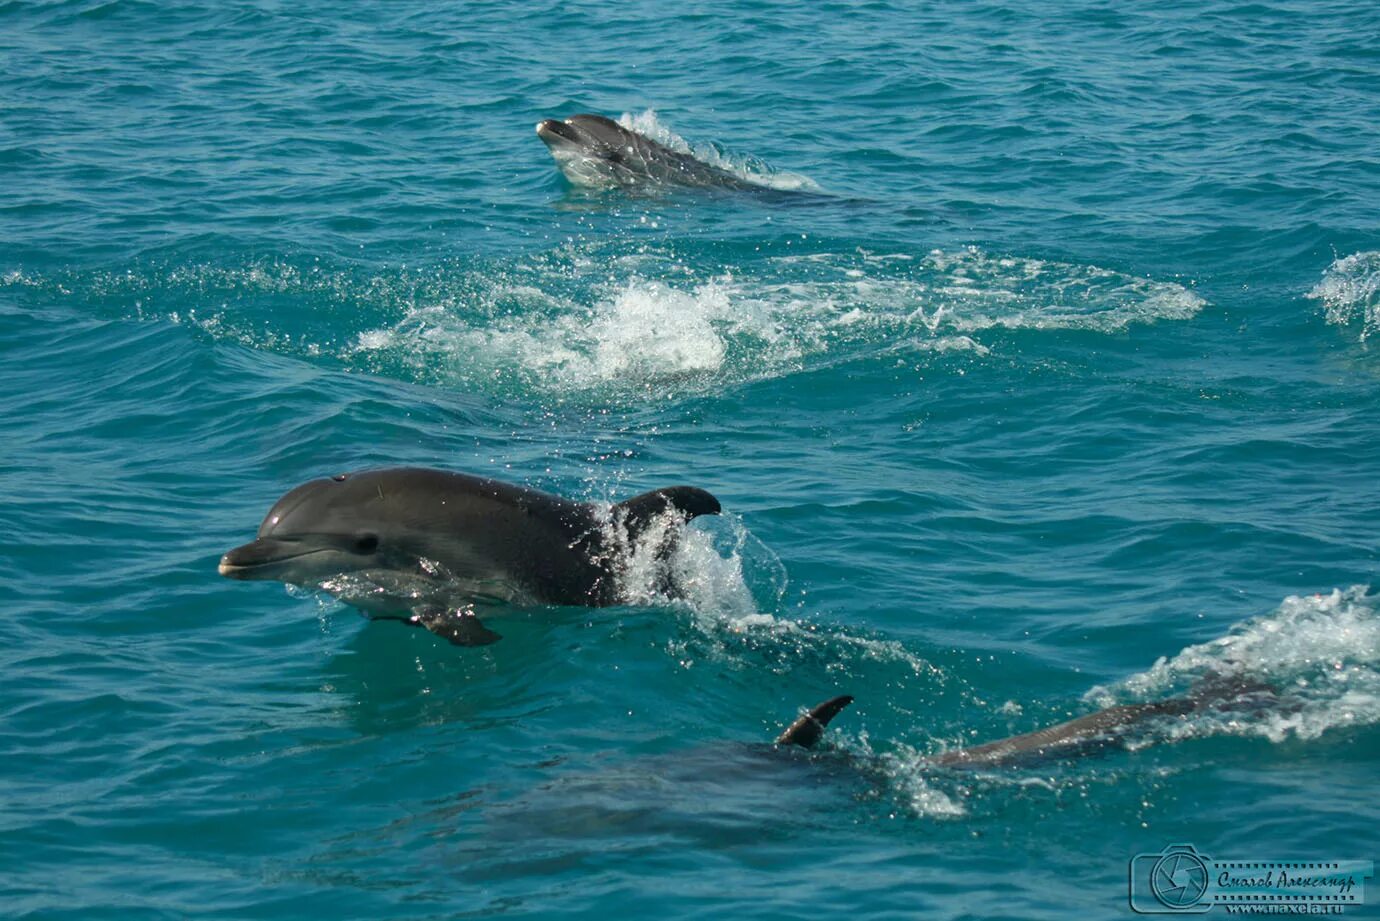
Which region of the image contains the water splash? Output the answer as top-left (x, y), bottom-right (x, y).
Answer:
top-left (1307, 251), bottom-right (1380, 342)
top-left (851, 732), bottom-right (971, 818)
top-left (606, 508), bottom-right (942, 682)
top-left (10, 244), bottom-right (1205, 402)
top-left (347, 245), bottom-right (1202, 398)
top-left (914, 247), bottom-right (1205, 333)
top-left (616, 109), bottom-right (822, 193)
top-left (617, 511), bottom-right (780, 623)
top-left (1085, 586), bottom-right (1380, 743)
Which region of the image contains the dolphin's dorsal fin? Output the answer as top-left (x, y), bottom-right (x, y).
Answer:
top-left (614, 486), bottom-right (721, 543)
top-left (776, 695), bottom-right (854, 748)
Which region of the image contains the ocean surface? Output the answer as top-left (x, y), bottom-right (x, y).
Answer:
top-left (3, 1), bottom-right (1379, 917)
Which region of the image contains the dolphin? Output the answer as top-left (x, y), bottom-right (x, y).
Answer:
top-left (535, 114), bottom-right (767, 191)
top-left (379, 682), bottom-right (1279, 848)
top-left (780, 675), bottom-right (1278, 767)
top-left (218, 467), bottom-right (721, 646)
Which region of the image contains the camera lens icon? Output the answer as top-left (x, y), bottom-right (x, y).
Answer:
top-left (1151, 846), bottom-right (1210, 908)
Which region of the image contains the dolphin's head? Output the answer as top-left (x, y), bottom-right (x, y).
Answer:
top-left (218, 472), bottom-right (410, 586)
top-left (535, 114), bottom-right (645, 187)
top-left (535, 114), bottom-right (631, 155)
top-left (219, 469), bottom-right (545, 612)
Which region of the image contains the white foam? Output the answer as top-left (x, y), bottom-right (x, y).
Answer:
top-left (587, 281), bottom-right (730, 377)
top-left (860, 736), bottom-right (970, 818)
top-left (41, 245), bottom-right (1206, 399)
top-left (614, 510), bottom-right (786, 626)
top-left (915, 247), bottom-right (1206, 333)
top-left (469, 246), bottom-right (1194, 396)
top-left (911, 335), bottom-right (991, 356)
top-left (347, 274), bottom-right (800, 395)
top-left (1307, 251), bottom-right (1380, 341)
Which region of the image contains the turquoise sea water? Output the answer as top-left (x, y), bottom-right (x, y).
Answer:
top-left (4, 1), bottom-right (1380, 917)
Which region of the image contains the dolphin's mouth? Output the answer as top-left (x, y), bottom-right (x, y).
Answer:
top-left (218, 538), bottom-right (330, 580)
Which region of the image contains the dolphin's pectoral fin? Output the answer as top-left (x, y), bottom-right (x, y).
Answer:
top-left (412, 608), bottom-right (502, 646)
top-left (615, 486), bottom-right (721, 544)
top-left (776, 694), bottom-right (854, 749)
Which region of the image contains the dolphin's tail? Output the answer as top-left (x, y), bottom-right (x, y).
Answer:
top-left (776, 695), bottom-right (854, 748)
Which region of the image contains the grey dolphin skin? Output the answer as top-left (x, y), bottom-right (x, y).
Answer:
top-left (219, 467), bottom-right (720, 646)
top-left (776, 694), bottom-right (856, 748)
top-left (535, 114), bottom-right (766, 191)
top-left (926, 696), bottom-right (1203, 768)
top-left (778, 676), bottom-right (1276, 766)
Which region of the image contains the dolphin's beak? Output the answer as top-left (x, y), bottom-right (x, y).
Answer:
top-left (218, 538), bottom-right (318, 580)
top-left (535, 118), bottom-right (582, 149)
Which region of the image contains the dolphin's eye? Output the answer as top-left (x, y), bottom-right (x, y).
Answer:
top-left (353, 534), bottom-right (379, 554)
top-left (332, 474), bottom-right (348, 482)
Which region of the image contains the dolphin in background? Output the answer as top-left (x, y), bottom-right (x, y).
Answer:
top-left (219, 467), bottom-right (721, 646)
top-left (349, 681), bottom-right (1286, 851)
top-left (780, 674), bottom-right (1278, 767)
top-left (535, 114), bottom-right (774, 191)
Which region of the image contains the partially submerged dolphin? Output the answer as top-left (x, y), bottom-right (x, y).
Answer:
top-left (396, 682), bottom-right (1282, 845)
top-left (779, 675), bottom-right (1277, 767)
top-left (219, 467), bottom-right (720, 646)
top-left (535, 114), bottom-right (767, 191)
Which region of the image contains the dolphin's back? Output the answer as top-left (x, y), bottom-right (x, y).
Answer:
top-left (929, 700), bottom-right (1195, 768)
top-left (566, 115), bottom-right (754, 189)
top-left (930, 676), bottom-right (1277, 769)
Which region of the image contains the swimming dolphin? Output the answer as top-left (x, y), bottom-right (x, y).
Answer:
top-left (218, 467), bottom-right (721, 646)
top-left (535, 114), bottom-right (766, 190)
top-left (780, 676), bottom-right (1277, 767)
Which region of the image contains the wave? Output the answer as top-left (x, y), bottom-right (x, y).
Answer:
top-left (3, 244), bottom-right (1205, 402)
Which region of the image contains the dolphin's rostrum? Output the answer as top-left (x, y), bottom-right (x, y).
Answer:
top-left (219, 467), bottom-right (721, 646)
